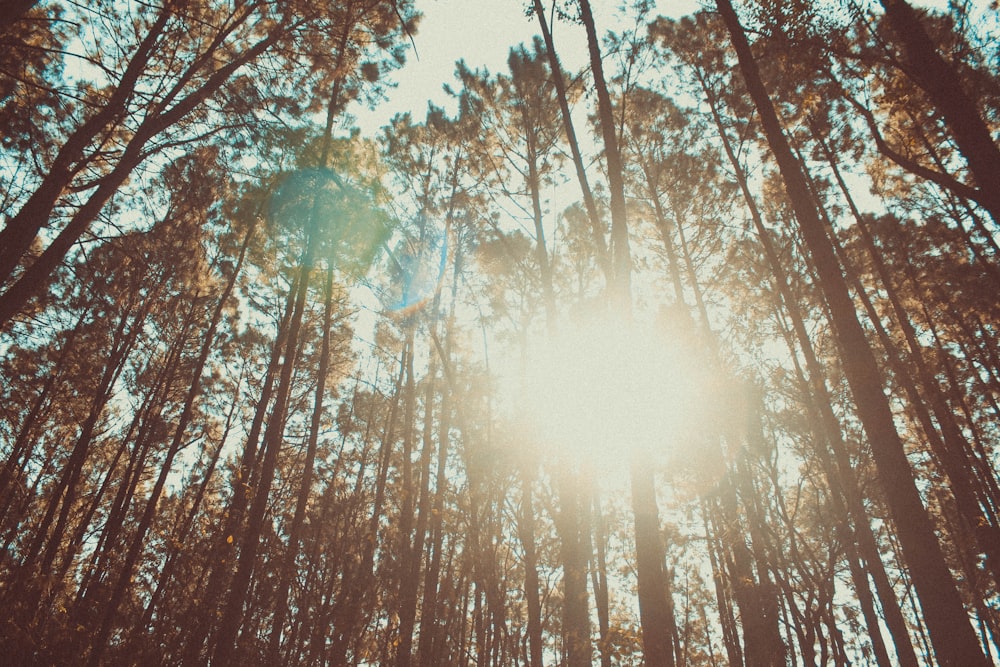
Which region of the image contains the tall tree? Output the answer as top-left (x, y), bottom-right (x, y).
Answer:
top-left (715, 0), bottom-right (989, 663)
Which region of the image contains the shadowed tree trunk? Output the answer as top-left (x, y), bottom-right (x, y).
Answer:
top-left (211, 212), bottom-right (319, 666)
top-left (518, 466), bottom-right (545, 667)
top-left (267, 261), bottom-right (339, 663)
top-left (696, 72), bottom-right (915, 666)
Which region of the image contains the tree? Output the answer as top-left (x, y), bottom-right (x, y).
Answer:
top-left (715, 0), bottom-right (989, 663)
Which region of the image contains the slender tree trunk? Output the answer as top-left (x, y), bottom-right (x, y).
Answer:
top-left (267, 262), bottom-right (339, 663)
top-left (89, 226), bottom-right (254, 666)
top-left (736, 454), bottom-right (787, 667)
top-left (0, 5), bottom-right (174, 286)
top-left (212, 217), bottom-right (319, 666)
top-left (699, 73), bottom-right (915, 665)
top-left (396, 360), bottom-right (437, 667)
top-left (0, 22), bottom-right (283, 327)
top-left (530, 0), bottom-right (610, 281)
top-left (555, 466), bottom-right (592, 667)
top-left (328, 343), bottom-right (409, 666)
top-left (23, 299), bottom-right (146, 577)
top-left (73, 302), bottom-right (196, 608)
top-left (524, 126), bottom-right (558, 329)
top-left (809, 123), bottom-right (1000, 585)
top-left (577, 0), bottom-right (630, 305)
top-left (703, 499), bottom-right (744, 667)
top-left (0, 313), bottom-right (84, 521)
top-left (588, 488), bottom-right (612, 667)
top-left (517, 467), bottom-right (545, 667)
top-left (138, 372), bottom-right (240, 638)
top-left (181, 270), bottom-right (297, 664)
top-left (639, 159), bottom-right (686, 305)
top-left (418, 378), bottom-right (454, 667)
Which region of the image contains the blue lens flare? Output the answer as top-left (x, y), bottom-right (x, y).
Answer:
top-left (382, 223), bottom-right (450, 317)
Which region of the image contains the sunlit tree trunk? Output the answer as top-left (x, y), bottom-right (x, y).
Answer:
top-left (702, 498), bottom-right (744, 667)
top-left (577, 0), bottom-right (630, 304)
top-left (630, 455), bottom-right (675, 667)
top-left (589, 490), bottom-right (612, 667)
top-left (517, 467), bottom-right (545, 667)
top-left (530, 0), bottom-right (610, 282)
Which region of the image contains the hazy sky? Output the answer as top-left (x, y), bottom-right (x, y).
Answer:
top-left (351, 0), bottom-right (703, 135)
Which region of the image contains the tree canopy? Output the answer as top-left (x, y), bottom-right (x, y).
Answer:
top-left (1, 1), bottom-right (999, 665)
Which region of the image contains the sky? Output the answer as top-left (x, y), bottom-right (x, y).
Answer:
top-left (350, 0), bottom-right (704, 136)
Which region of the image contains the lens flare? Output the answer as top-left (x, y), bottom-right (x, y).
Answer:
top-left (508, 313), bottom-right (721, 468)
top-left (382, 223), bottom-right (450, 317)
top-left (269, 168), bottom-right (390, 278)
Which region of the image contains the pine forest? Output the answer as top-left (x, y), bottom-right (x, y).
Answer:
top-left (1, 0), bottom-right (999, 665)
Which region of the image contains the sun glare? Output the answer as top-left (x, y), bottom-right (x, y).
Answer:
top-left (507, 314), bottom-right (716, 465)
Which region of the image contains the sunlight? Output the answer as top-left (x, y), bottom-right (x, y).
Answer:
top-left (508, 313), bottom-right (714, 464)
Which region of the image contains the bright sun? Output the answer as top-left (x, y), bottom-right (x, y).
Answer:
top-left (507, 313), bottom-right (716, 465)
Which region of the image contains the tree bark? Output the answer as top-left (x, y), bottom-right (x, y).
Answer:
top-left (577, 0), bottom-right (631, 306)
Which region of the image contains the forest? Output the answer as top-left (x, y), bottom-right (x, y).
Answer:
top-left (0, 0), bottom-right (998, 665)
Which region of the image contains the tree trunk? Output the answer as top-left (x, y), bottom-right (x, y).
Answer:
top-left (530, 0), bottom-right (610, 281)
top-left (89, 225), bottom-right (253, 665)
top-left (555, 465), bottom-right (591, 667)
top-left (878, 0), bottom-right (1000, 222)
top-left (590, 489), bottom-right (612, 667)
top-left (418, 377), bottom-right (454, 667)
top-left (699, 73), bottom-right (915, 665)
top-left (396, 360), bottom-right (436, 667)
top-left (518, 467), bottom-right (545, 667)
top-left (0, 22), bottom-right (282, 327)
top-left (211, 217), bottom-right (318, 666)
top-left (809, 122), bottom-right (1000, 585)
top-left (577, 0), bottom-right (630, 305)
top-left (630, 455), bottom-right (675, 667)
top-left (266, 262), bottom-right (338, 662)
